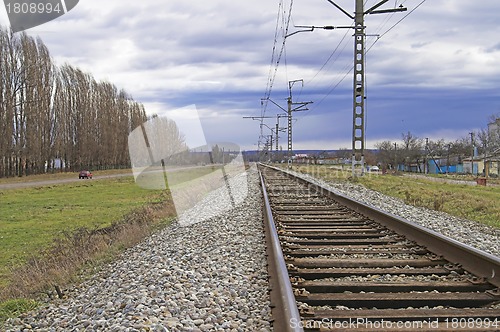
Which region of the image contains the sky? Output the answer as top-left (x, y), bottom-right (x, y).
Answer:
top-left (1, 0), bottom-right (499, 151)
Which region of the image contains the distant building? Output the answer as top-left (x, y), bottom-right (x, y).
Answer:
top-left (294, 154), bottom-right (312, 164)
top-left (486, 118), bottom-right (500, 177)
top-left (484, 148), bottom-right (500, 177)
top-left (317, 157), bottom-right (345, 165)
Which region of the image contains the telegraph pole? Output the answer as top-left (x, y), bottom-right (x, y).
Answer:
top-left (470, 132), bottom-right (475, 175)
top-left (425, 137), bottom-right (429, 174)
top-left (393, 142), bottom-right (397, 171)
top-left (324, 0), bottom-right (407, 176)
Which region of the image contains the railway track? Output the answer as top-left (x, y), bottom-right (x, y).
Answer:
top-left (259, 164), bottom-right (500, 331)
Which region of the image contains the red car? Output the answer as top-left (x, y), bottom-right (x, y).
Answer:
top-left (79, 170), bottom-right (93, 179)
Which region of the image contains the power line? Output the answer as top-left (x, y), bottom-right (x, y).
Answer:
top-left (262, 0), bottom-right (283, 119)
top-left (294, 0), bottom-right (427, 122)
top-left (367, 0), bottom-right (427, 52)
top-left (262, 0), bottom-right (284, 119)
top-left (262, 0), bottom-right (294, 120)
top-left (259, 0), bottom-right (427, 162)
top-left (307, 24), bottom-right (353, 88)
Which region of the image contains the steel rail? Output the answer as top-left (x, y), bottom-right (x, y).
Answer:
top-left (261, 163), bottom-right (500, 288)
top-left (259, 168), bottom-right (303, 332)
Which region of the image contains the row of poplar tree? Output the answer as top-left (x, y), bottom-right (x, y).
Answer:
top-left (0, 27), bottom-right (147, 177)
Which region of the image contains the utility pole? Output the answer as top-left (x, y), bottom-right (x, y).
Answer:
top-left (276, 122), bottom-right (279, 151)
top-left (267, 135), bottom-right (273, 153)
top-left (260, 123), bottom-right (275, 158)
top-left (470, 132), bottom-right (475, 175)
top-left (324, 0), bottom-right (407, 176)
top-left (244, 115), bottom-right (286, 163)
top-left (425, 137), bottom-right (429, 174)
top-left (446, 143), bottom-right (451, 174)
top-left (393, 142), bottom-right (397, 171)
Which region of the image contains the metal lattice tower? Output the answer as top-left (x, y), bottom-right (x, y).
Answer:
top-left (323, 0), bottom-right (406, 176)
top-left (287, 80), bottom-right (312, 163)
top-left (276, 1), bottom-right (407, 174)
top-left (352, 0), bottom-right (366, 176)
top-left (287, 96), bottom-right (293, 158)
top-left (262, 82), bottom-right (311, 165)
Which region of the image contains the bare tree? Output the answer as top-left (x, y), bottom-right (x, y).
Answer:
top-left (401, 131), bottom-right (423, 171)
top-left (0, 26), bottom-right (147, 177)
top-left (375, 140), bottom-right (395, 169)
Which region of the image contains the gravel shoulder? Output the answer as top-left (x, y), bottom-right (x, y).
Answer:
top-left (4, 165), bottom-right (271, 331)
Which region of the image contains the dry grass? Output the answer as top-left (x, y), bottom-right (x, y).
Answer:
top-left (0, 194), bottom-right (175, 302)
top-left (289, 164), bottom-right (500, 228)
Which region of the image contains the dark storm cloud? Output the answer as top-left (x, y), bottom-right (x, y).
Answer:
top-left (2, 0), bottom-right (499, 149)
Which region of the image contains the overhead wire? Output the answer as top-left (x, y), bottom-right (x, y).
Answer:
top-left (295, 0), bottom-right (426, 125)
top-left (260, 0), bottom-right (427, 149)
top-left (262, 0), bottom-right (294, 113)
top-left (260, 0), bottom-right (294, 148)
top-left (283, 0), bottom-right (292, 91)
top-left (307, 26), bottom-right (352, 88)
top-left (262, 0), bottom-right (284, 117)
top-left (259, 0), bottom-right (283, 147)
top-left (367, 0), bottom-right (427, 52)
top-left (261, 0), bottom-right (283, 123)
top-left (296, 30), bottom-right (354, 122)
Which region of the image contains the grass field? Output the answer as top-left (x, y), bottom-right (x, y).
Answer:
top-left (290, 165), bottom-right (500, 228)
top-left (0, 166), bottom-right (224, 289)
top-left (0, 173), bottom-right (174, 322)
top-left (0, 176), bottom-right (167, 287)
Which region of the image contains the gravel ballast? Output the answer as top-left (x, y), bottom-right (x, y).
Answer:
top-left (4, 165), bottom-right (271, 332)
top-left (286, 168), bottom-right (500, 257)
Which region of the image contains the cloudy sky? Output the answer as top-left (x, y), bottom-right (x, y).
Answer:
top-left (1, 0), bottom-right (499, 151)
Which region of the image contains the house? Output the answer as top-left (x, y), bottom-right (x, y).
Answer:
top-left (463, 149), bottom-right (500, 177)
top-left (484, 148), bottom-right (500, 177)
top-left (462, 157), bottom-right (483, 176)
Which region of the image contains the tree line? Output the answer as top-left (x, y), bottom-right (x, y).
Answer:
top-left (374, 114), bottom-right (500, 172)
top-left (289, 114), bottom-right (500, 174)
top-left (0, 27), bottom-right (147, 178)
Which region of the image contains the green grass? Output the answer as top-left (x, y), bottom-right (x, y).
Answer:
top-left (0, 299), bottom-right (38, 323)
top-left (290, 165), bottom-right (500, 228)
top-left (358, 175), bottom-right (500, 228)
top-left (0, 176), bottom-right (163, 284)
